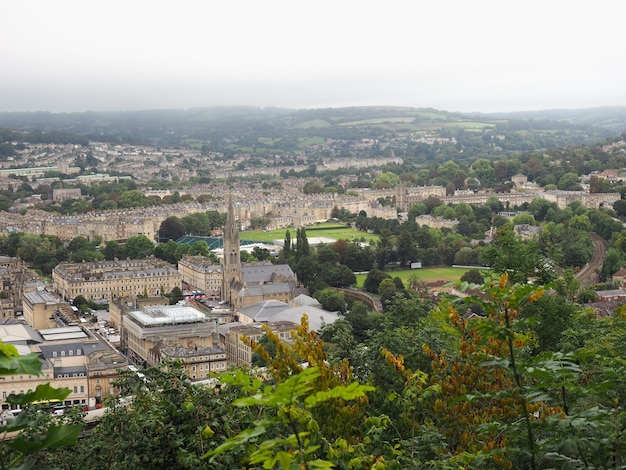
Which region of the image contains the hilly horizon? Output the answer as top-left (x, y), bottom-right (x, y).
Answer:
top-left (1, 105), bottom-right (625, 152)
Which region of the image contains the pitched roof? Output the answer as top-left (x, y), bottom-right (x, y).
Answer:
top-left (238, 300), bottom-right (339, 331)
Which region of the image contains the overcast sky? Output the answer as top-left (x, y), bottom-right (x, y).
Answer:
top-left (2, 1), bottom-right (625, 114)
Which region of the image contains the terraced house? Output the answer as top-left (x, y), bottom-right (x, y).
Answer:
top-left (52, 258), bottom-right (181, 302)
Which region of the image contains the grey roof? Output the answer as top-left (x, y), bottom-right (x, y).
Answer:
top-left (237, 283), bottom-right (294, 298)
top-left (238, 300), bottom-right (339, 331)
top-left (24, 291), bottom-right (61, 304)
top-left (241, 263), bottom-right (295, 284)
top-left (217, 321), bottom-right (244, 336)
top-left (38, 342), bottom-right (86, 359)
top-left (39, 327), bottom-right (88, 341)
top-left (291, 294), bottom-right (321, 307)
top-left (0, 323), bottom-right (42, 345)
top-left (55, 365), bottom-right (87, 375)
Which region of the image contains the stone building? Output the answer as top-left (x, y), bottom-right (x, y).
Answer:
top-left (221, 321), bottom-right (296, 367)
top-left (177, 255), bottom-right (223, 300)
top-left (52, 258), bottom-right (181, 302)
top-left (0, 322), bottom-right (127, 410)
top-left (22, 291), bottom-right (69, 330)
top-left (0, 256), bottom-right (35, 319)
top-left (109, 295), bottom-right (169, 330)
top-left (221, 195), bottom-right (298, 309)
top-left (52, 188), bottom-right (82, 202)
top-left (119, 303), bottom-right (226, 376)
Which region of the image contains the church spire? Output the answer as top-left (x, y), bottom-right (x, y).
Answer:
top-left (222, 193), bottom-right (241, 306)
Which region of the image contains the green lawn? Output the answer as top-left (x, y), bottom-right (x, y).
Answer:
top-left (355, 267), bottom-right (476, 288)
top-left (241, 222), bottom-right (379, 245)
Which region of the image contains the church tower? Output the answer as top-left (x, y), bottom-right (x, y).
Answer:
top-left (222, 194), bottom-right (241, 305)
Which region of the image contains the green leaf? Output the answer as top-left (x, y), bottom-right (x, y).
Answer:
top-left (304, 381), bottom-right (374, 408)
top-left (308, 458), bottom-right (336, 469)
top-left (0, 351), bottom-right (42, 376)
top-left (9, 424), bottom-right (83, 454)
top-left (7, 383), bottom-right (71, 406)
top-left (276, 451), bottom-right (292, 469)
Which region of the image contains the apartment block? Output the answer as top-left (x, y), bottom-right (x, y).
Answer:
top-left (52, 258), bottom-right (182, 302)
top-left (177, 255), bottom-right (223, 299)
top-left (0, 322), bottom-right (127, 410)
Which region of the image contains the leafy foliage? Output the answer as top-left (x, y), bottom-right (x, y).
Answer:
top-left (0, 342), bottom-right (80, 469)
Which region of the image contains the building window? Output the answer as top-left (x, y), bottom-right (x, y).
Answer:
top-left (61, 351), bottom-right (65, 357)
top-left (80, 386), bottom-right (84, 393)
top-left (52, 351), bottom-right (57, 358)
top-left (69, 350), bottom-right (73, 356)
top-left (73, 386), bottom-right (77, 393)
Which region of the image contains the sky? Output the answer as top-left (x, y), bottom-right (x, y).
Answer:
top-left (2, 1), bottom-right (626, 114)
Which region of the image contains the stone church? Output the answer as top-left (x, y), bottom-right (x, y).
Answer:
top-left (221, 195), bottom-right (298, 309)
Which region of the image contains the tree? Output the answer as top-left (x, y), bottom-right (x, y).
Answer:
top-left (119, 189), bottom-right (150, 208)
top-left (302, 181), bottom-right (323, 194)
top-left (282, 229), bottom-right (292, 260)
top-left (363, 268), bottom-right (390, 294)
top-left (154, 240), bottom-right (178, 264)
top-left (249, 216), bottom-right (270, 230)
top-left (344, 240), bottom-right (375, 272)
top-left (314, 288), bottom-right (347, 313)
top-left (294, 228), bottom-right (310, 259)
top-left (321, 265), bottom-right (355, 288)
top-left (378, 278), bottom-right (399, 308)
top-left (158, 216), bottom-right (185, 242)
top-left (480, 226), bottom-right (554, 285)
top-left (103, 240), bottom-right (125, 260)
top-left (55, 361), bottom-right (253, 469)
top-left (67, 236), bottom-right (94, 253)
top-left (408, 202), bottom-right (428, 219)
top-left (558, 172), bottom-right (582, 191)
top-left (251, 246), bottom-right (271, 261)
top-left (189, 240), bottom-right (210, 257)
top-left (166, 286), bottom-right (184, 305)
top-left (124, 235), bottom-right (155, 259)
top-left (396, 230), bottom-right (417, 267)
top-left (330, 239), bottom-right (349, 264)
top-left (460, 268), bottom-right (484, 284)
top-left (512, 213), bottom-right (536, 226)
top-left (375, 228), bottom-right (393, 269)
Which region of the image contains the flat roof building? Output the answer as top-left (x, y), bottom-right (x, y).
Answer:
top-left (120, 303), bottom-right (226, 376)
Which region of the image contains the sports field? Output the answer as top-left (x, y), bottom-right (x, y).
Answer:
top-left (355, 266), bottom-right (477, 288)
top-left (241, 223), bottom-right (379, 245)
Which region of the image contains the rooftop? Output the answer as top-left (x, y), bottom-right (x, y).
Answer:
top-left (126, 304), bottom-right (207, 327)
top-left (39, 326), bottom-right (88, 341)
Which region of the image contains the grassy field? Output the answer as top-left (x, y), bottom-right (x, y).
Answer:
top-left (355, 266), bottom-right (474, 288)
top-left (241, 222), bottom-right (379, 245)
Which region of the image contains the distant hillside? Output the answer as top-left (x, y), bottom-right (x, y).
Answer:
top-left (0, 106), bottom-right (623, 151)
top-left (475, 107), bottom-right (626, 133)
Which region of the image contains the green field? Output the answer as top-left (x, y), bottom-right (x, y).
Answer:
top-left (355, 267), bottom-right (476, 288)
top-left (241, 222), bottom-right (379, 245)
